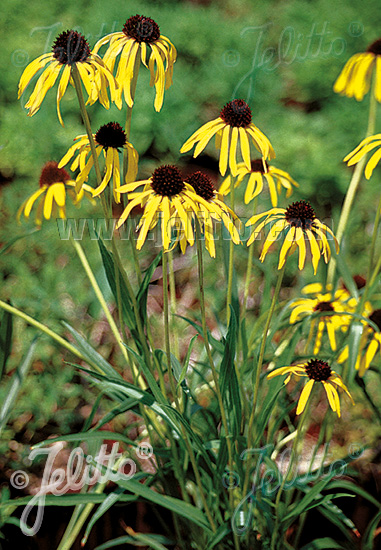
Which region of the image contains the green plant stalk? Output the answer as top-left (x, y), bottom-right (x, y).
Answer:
top-left (226, 181), bottom-right (236, 325)
top-left (270, 403), bottom-right (310, 550)
top-left (71, 238), bottom-right (130, 363)
top-left (242, 197), bottom-right (258, 320)
top-left (195, 223), bottom-right (240, 550)
top-left (122, 48), bottom-right (143, 285)
top-left (243, 261), bottom-right (287, 498)
top-left (162, 250), bottom-right (178, 401)
top-left (162, 247), bottom-right (218, 532)
top-left (359, 191), bottom-right (381, 312)
top-left (71, 66), bottom-right (103, 185)
top-left (56, 454), bottom-right (126, 550)
top-left (327, 80), bottom-right (378, 285)
top-left (73, 65), bottom-right (156, 375)
top-left (0, 300), bottom-right (86, 363)
top-left (168, 249), bottom-right (180, 359)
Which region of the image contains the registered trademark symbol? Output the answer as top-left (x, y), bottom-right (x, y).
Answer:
top-left (348, 22), bottom-right (364, 38)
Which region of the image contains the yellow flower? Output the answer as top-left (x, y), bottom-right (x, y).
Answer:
top-left (17, 161), bottom-right (94, 226)
top-left (246, 201), bottom-right (339, 274)
top-left (18, 30), bottom-right (118, 126)
top-left (338, 309), bottom-right (381, 376)
top-left (115, 165), bottom-right (239, 252)
top-left (343, 133), bottom-right (381, 180)
top-left (93, 14), bottom-right (176, 112)
top-left (219, 159), bottom-right (298, 206)
top-left (289, 283), bottom-right (357, 354)
top-left (181, 171), bottom-right (240, 257)
top-left (333, 39), bottom-right (381, 102)
top-left (180, 99), bottom-right (275, 176)
top-left (58, 122), bottom-right (138, 201)
top-left (267, 359), bottom-right (354, 417)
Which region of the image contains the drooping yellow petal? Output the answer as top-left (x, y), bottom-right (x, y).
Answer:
top-left (278, 227), bottom-right (296, 269)
top-left (239, 127), bottom-right (251, 171)
top-left (296, 379), bottom-right (314, 415)
top-left (322, 381), bottom-right (339, 415)
top-left (43, 186), bottom-right (55, 220)
top-left (219, 125), bottom-right (230, 176)
top-left (52, 182), bottom-right (66, 208)
top-left (23, 188), bottom-right (46, 218)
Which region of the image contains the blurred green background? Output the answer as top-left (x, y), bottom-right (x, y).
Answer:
top-left (1, 0), bottom-right (381, 467)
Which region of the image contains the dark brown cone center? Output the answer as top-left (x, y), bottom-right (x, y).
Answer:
top-left (314, 301), bottom-right (334, 313)
top-left (220, 99), bottom-right (252, 128)
top-left (39, 161), bottom-right (70, 187)
top-left (369, 309), bottom-right (381, 331)
top-left (151, 165), bottom-right (184, 197)
top-left (185, 171), bottom-right (215, 201)
top-left (367, 39), bottom-right (381, 55)
top-left (123, 15), bottom-right (160, 43)
top-left (95, 122), bottom-right (127, 150)
top-left (285, 200), bottom-right (316, 230)
top-left (305, 359), bottom-right (331, 382)
top-left (52, 30), bottom-right (91, 64)
top-left (250, 159), bottom-right (268, 173)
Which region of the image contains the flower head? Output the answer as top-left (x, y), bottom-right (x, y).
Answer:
top-left (183, 171), bottom-right (240, 257)
top-left (267, 359), bottom-right (354, 417)
top-left (93, 14), bottom-right (176, 112)
top-left (18, 30), bottom-right (118, 125)
top-left (333, 39), bottom-right (381, 102)
top-left (343, 133), bottom-right (381, 180)
top-left (339, 308), bottom-right (381, 376)
top-left (219, 159), bottom-right (298, 206)
top-left (17, 161), bottom-right (94, 226)
top-left (58, 122), bottom-right (138, 201)
top-left (180, 99), bottom-right (275, 176)
top-left (115, 165), bottom-right (239, 252)
top-left (289, 283), bottom-right (358, 354)
top-left (246, 201), bottom-right (339, 274)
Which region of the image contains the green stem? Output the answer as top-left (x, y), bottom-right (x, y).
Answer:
top-left (226, 182), bottom-right (236, 325)
top-left (168, 249), bottom-right (180, 360)
top-left (327, 81), bottom-right (378, 286)
top-left (270, 405), bottom-right (310, 550)
top-left (71, 65), bottom-right (103, 185)
top-left (359, 192), bottom-right (381, 311)
top-left (162, 250), bottom-right (178, 402)
top-left (0, 300), bottom-right (85, 363)
top-left (57, 454), bottom-right (126, 550)
top-left (195, 223), bottom-right (239, 549)
top-left (242, 198), bottom-right (258, 320)
top-left (71, 239), bottom-right (129, 364)
top-left (163, 245), bottom-right (217, 532)
top-left (122, 50), bottom-right (142, 285)
top-left (243, 261), bottom-right (287, 498)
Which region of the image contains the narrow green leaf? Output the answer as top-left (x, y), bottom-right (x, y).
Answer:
top-left (95, 534), bottom-right (173, 550)
top-left (0, 493), bottom-right (137, 509)
top-left (0, 306), bottom-right (13, 379)
top-left (136, 251), bottom-right (162, 326)
top-left (206, 522), bottom-right (231, 549)
top-left (362, 508), bottom-right (381, 550)
top-left (0, 228), bottom-right (39, 257)
top-left (62, 322), bottom-right (123, 381)
top-left (0, 338), bottom-right (37, 433)
top-left (81, 486), bottom-right (126, 546)
top-left (175, 314), bottom-right (224, 354)
top-left (177, 335), bottom-right (198, 389)
top-left (282, 472), bottom-right (337, 521)
top-left (97, 238), bottom-right (138, 340)
top-left (219, 307), bottom-right (241, 440)
top-left (325, 480), bottom-right (380, 508)
top-left (300, 538), bottom-right (346, 550)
